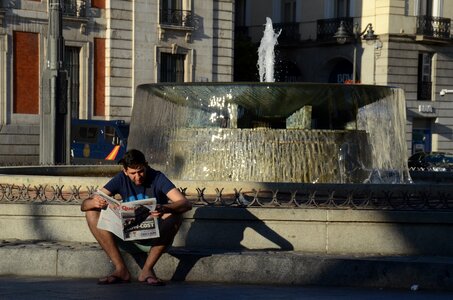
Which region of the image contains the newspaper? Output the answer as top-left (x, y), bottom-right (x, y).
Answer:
top-left (95, 190), bottom-right (160, 241)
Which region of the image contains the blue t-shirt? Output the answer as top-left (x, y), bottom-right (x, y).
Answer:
top-left (103, 166), bottom-right (175, 204)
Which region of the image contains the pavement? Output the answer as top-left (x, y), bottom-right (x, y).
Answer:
top-left (2, 276), bottom-right (453, 300)
top-left (2, 239), bottom-right (453, 294)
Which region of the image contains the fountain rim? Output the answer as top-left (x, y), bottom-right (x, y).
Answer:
top-left (137, 82), bottom-right (399, 89)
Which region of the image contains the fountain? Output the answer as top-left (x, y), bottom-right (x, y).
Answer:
top-left (0, 18), bottom-right (410, 184)
top-left (128, 82), bottom-right (410, 184)
top-left (126, 18), bottom-right (409, 184)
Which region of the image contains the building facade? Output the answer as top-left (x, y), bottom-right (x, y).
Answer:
top-left (235, 0), bottom-right (453, 155)
top-left (0, 0), bottom-right (234, 164)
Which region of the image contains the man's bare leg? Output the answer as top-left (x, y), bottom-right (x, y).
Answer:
top-left (85, 210), bottom-right (131, 282)
top-left (137, 214), bottom-right (182, 283)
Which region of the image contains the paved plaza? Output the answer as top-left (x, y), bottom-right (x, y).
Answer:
top-left (1, 276), bottom-right (453, 300)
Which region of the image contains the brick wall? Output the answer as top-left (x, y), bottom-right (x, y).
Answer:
top-left (13, 31), bottom-right (39, 114)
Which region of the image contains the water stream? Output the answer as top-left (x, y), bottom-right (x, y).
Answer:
top-left (257, 17), bottom-right (281, 83)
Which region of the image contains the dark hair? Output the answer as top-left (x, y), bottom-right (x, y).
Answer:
top-left (119, 149), bottom-right (148, 169)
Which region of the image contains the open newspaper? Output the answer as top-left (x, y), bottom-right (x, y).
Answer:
top-left (95, 190), bottom-right (160, 241)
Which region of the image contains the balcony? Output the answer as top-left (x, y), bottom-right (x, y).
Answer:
top-left (317, 17), bottom-right (353, 41)
top-left (416, 16), bottom-right (451, 39)
top-left (160, 9), bottom-right (198, 29)
top-left (62, 0), bottom-right (86, 17)
top-left (273, 22), bottom-right (300, 44)
top-left (418, 81), bottom-right (432, 100)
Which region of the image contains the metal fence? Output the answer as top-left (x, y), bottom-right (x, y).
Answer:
top-left (159, 9), bottom-right (198, 29)
top-left (416, 15), bottom-right (451, 39)
top-left (317, 17), bottom-right (353, 41)
top-left (2, 182), bottom-right (453, 210)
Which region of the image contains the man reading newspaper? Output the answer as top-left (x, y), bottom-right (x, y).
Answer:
top-left (95, 190), bottom-right (159, 241)
top-left (81, 149), bottom-right (192, 286)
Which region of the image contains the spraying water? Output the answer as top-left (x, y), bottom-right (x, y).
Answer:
top-left (257, 17), bottom-right (281, 82)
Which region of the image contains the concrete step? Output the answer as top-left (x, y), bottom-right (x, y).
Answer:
top-left (1, 239), bottom-right (453, 291)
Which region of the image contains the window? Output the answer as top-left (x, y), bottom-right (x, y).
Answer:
top-left (417, 52), bottom-right (433, 100)
top-left (324, 0), bottom-right (353, 18)
top-left (160, 53), bottom-right (185, 82)
top-left (335, 0), bottom-right (350, 18)
top-left (160, 0), bottom-right (184, 26)
top-left (162, 0), bottom-right (182, 10)
top-left (415, 0), bottom-right (446, 17)
top-left (282, 0), bottom-right (296, 22)
top-left (73, 126), bottom-right (98, 144)
top-left (65, 47), bottom-right (80, 119)
top-left (104, 126), bottom-right (120, 145)
top-left (62, 0), bottom-right (79, 16)
top-left (418, 0), bottom-right (434, 16)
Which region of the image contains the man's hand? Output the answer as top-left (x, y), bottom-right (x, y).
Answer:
top-left (81, 194), bottom-right (109, 211)
top-left (151, 204), bottom-right (167, 218)
top-left (92, 195), bottom-right (109, 209)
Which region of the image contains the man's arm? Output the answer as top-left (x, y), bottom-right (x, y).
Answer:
top-left (155, 188), bottom-right (192, 215)
top-left (80, 187), bottom-right (112, 212)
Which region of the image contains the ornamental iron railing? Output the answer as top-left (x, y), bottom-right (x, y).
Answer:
top-left (62, 0), bottom-right (86, 17)
top-left (160, 8), bottom-right (198, 29)
top-left (273, 22), bottom-right (300, 44)
top-left (416, 15), bottom-right (451, 39)
top-left (317, 17), bottom-right (353, 41)
top-left (2, 183), bottom-right (453, 210)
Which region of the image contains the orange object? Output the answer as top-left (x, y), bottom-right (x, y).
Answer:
top-left (105, 145), bottom-right (120, 160)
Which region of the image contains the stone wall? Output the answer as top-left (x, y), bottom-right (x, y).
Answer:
top-left (0, 124), bottom-right (40, 165)
top-left (2, 202), bottom-right (453, 256)
top-left (2, 173), bottom-right (452, 256)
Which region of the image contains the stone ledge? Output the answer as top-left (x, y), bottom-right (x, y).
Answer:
top-left (3, 204), bottom-right (453, 256)
top-left (1, 239), bottom-right (453, 291)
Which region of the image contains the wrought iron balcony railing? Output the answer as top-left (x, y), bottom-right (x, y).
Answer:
top-left (62, 0), bottom-right (86, 17)
top-left (418, 81), bottom-right (432, 100)
top-left (160, 8), bottom-right (198, 29)
top-left (417, 15), bottom-right (451, 39)
top-left (273, 22), bottom-right (300, 43)
top-left (317, 17), bottom-right (353, 41)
